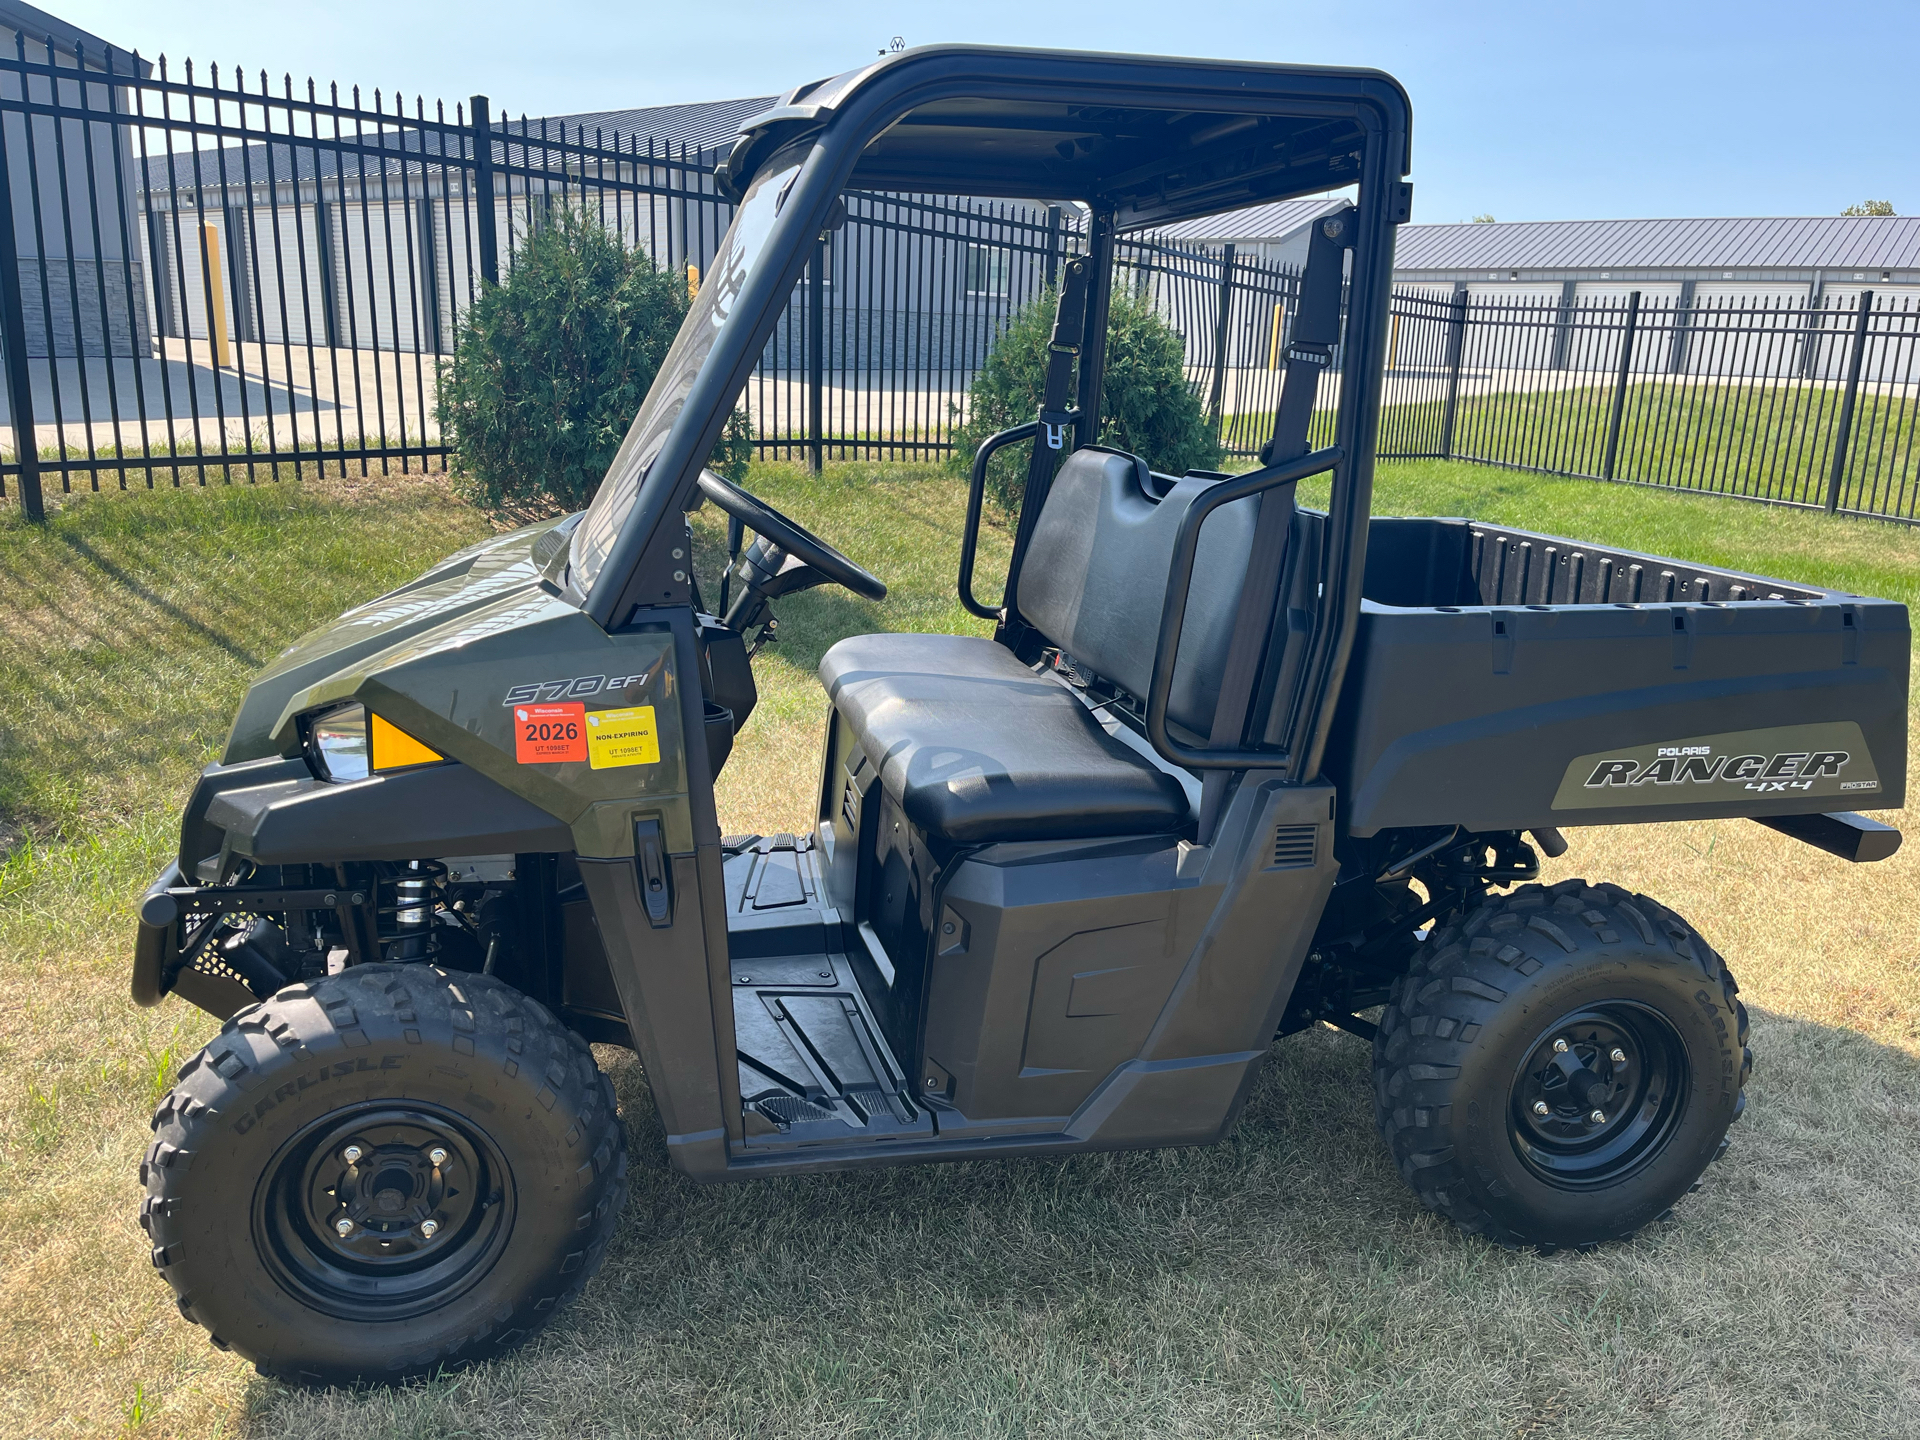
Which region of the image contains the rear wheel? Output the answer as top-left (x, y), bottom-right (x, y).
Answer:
top-left (1372, 879), bottom-right (1750, 1249)
top-left (141, 965), bottom-right (628, 1386)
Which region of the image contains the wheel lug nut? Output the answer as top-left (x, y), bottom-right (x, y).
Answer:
top-left (342, 1144), bottom-right (363, 1164)
top-left (419, 1219), bottom-right (439, 1238)
top-left (428, 1147), bottom-right (448, 1166)
top-left (335, 1217), bottom-right (354, 1236)
top-left (1589, 1109), bottom-right (1607, 1124)
top-left (1552, 1038), bottom-right (1569, 1054)
top-left (1610, 1048), bottom-right (1627, 1065)
top-left (1532, 1100), bottom-right (1550, 1117)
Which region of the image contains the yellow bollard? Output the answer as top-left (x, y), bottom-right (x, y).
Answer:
top-left (1388, 312), bottom-right (1401, 372)
top-left (1267, 300), bottom-right (1286, 370)
top-left (200, 222), bottom-right (231, 368)
top-left (686, 262), bottom-right (700, 298)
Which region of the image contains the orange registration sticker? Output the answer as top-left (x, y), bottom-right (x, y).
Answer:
top-left (514, 702), bottom-right (586, 763)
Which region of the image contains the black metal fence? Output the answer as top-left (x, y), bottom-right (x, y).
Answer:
top-left (1377, 287), bottom-right (1920, 520)
top-left (0, 35), bottom-right (737, 518)
top-left (0, 35), bottom-right (1915, 524)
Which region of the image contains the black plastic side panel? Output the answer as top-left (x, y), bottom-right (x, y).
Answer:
top-left (862, 787), bottom-right (945, 1062)
top-left (1329, 596), bottom-right (1909, 834)
top-left (205, 762), bottom-right (573, 864)
top-left (700, 618), bottom-right (757, 730)
top-left (922, 780), bottom-right (1338, 1144)
top-left (1115, 780), bottom-right (1339, 1140)
top-left (560, 889), bottom-right (631, 1037)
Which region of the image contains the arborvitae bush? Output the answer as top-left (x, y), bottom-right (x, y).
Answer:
top-left (438, 206), bottom-right (751, 510)
top-left (951, 284), bottom-right (1222, 509)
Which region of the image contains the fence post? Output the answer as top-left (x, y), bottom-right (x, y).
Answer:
top-left (0, 111), bottom-right (41, 520)
top-left (469, 95), bottom-right (498, 285)
top-left (808, 235), bottom-right (824, 473)
top-left (1206, 242), bottom-right (1235, 435)
top-left (1439, 287), bottom-right (1467, 460)
top-left (1825, 289), bottom-right (1874, 515)
top-left (1043, 204), bottom-right (1060, 289)
top-left (1601, 290), bottom-right (1641, 481)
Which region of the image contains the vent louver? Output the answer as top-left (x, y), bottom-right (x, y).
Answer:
top-left (1271, 825), bottom-right (1317, 868)
top-left (841, 782), bottom-right (859, 831)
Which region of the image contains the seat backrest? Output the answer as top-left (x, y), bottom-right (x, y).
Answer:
top-left (1016, 446), bottom-right (1262, 735)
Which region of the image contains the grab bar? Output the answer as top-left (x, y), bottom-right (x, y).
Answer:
top-left (958, 422), bottom-right (1040, 620)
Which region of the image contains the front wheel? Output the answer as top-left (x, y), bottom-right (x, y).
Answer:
top-left (1373, 879), bottom-right (1750, 1249)
top-left (140, 965), bottom-right (628, 1386)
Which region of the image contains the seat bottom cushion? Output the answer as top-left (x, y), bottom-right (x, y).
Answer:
top-left (819, 633), bottom-right (1191, 845)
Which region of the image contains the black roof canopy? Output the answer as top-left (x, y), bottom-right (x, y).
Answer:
top-left (716, 45), bottom-right (1411, 231)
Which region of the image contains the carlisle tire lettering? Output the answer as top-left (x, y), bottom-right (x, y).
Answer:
top-left (230, 1054), bottom-right (404, 1134)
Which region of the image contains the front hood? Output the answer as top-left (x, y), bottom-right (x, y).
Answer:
top-left (222, 513), bottom-right (581, 762)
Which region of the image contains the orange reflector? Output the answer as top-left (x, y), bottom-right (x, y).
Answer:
top-left (370, 712), bottom-right (444, 771)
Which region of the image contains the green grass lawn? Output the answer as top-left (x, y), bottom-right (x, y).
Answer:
top-left (1224, 382), bottom-right (1920, 519)
top-left (1388, 382), bottom-right (1919, 517)
top-left (1, 460), bottom-right (1916, 1439)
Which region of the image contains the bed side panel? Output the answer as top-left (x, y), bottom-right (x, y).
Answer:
top-left (1330, 597), bottom-right (1908, 834)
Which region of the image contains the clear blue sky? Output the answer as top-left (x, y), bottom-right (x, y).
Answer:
top-left (63, 0), bottom-right (1916, 225)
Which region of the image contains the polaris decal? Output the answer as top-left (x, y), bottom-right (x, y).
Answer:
top-left (1552, 722), bottom-right (1880, 811)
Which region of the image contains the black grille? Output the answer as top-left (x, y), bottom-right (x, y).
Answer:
top-left (190, 949), bottom-right (250, 987)
top-left (841, 781), bottom-right (859, 831)
top-left (1271, 825), bottom-right (1317, 868)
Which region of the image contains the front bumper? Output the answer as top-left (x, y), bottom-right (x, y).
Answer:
top-left (130, 861), bottom-right (184, 1007)
top-left (130, 860), bottom-right (262, 1017)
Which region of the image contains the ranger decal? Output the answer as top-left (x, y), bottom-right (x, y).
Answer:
top-left (1552, 722), bottom-right (1880, 810)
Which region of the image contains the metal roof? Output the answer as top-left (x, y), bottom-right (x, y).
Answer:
top-left (1152, 194), bottom-right (1347, 244)
top-left (534, 96), bottom-right (777, 157)
top-left (1394, 216), bottom-right (1920, 274)
top-left (0, 0), bottom-right (151, 75)
top-left (141, 98), bottom-right (766, 194)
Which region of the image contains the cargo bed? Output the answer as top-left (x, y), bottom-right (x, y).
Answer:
top-left (1324, 517), bottom-right (1911, 835)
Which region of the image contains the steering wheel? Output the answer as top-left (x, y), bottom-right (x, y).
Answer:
top-left (696, 469), bottom-right (887, 601)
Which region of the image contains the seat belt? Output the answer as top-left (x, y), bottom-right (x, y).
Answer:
top-left (999, 254), bottom-right (1092, 641)
top-left (1195, 207), bottom-right (1355, 842)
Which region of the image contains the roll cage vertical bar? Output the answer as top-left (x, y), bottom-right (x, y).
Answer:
top-left (1287, 115), bottom-right (1408, 785)
top-left (1074, 207), bottom-right (1117, 452)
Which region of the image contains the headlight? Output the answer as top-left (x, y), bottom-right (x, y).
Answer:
top-left (307, 703), bottom-right (370, 782)
top-left (303, 703), bottom-right (445, 781)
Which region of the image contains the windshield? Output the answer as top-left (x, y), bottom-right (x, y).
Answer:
top-left (570, 158), bottom-right (803, 593)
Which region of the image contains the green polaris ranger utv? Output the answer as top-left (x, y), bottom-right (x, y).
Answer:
top-left (131, 46), bottom-right (1908, 1387)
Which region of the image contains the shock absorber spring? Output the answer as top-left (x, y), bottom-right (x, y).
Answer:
top-left (376, 860), bottom-right (448, 961)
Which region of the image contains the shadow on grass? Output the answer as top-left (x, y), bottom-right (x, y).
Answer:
top-left (54, 531), bottom-right (263, 668)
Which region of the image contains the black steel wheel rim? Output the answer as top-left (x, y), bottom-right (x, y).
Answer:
top-left (1508, 1003), bottom-right (1689, 1190)
top-left (253, 1101), bottom-right (516, 1321)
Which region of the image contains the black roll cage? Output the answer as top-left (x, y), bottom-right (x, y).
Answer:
top-left (583, 44), bottom-right (1411, 787)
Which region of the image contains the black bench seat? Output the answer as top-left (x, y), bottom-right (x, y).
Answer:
top-left (818, 633), bottom-right (1190, 845)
